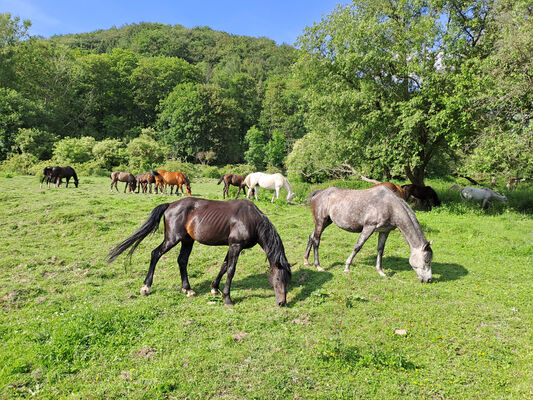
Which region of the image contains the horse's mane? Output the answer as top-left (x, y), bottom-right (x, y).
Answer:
top-left (307, 189), bottom-right (321, 204)
top-left (256, 213), bottom-right (292, 279)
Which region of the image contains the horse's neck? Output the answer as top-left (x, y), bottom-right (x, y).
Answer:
top-left (394, 204), bottom-right (427, 249)
top-left (282, 178), bottom-right (293, 194)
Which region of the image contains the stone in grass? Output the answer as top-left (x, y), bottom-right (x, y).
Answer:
top-left (232, 332), bottom-right (249, 342)
top-left (395, 329), bottom-right (408, 336)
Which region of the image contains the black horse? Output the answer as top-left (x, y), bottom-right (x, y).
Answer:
top-left (402, 184), bottom-right (441, 209)
top-left (107, 198), bottom-right (293, 306)
top-left (41, 166), bottom-right (79, 188)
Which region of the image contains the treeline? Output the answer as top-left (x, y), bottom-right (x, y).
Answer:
top-left (1, 1), bottom-right (531, 186)
top-left (0, 17), bottom-right (303, 170)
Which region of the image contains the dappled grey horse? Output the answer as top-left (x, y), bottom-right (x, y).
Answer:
top-left (304, 186), bottom-right (433, 283)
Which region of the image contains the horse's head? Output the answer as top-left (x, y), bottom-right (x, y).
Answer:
top-left (286, 191), bottom-right (295, 204)
top-left (184, 178), bottom-right (192, 196)
top-left (268, 263), bottom-right (293, 307)
top-left (409, 241), bottom-right (433, 283)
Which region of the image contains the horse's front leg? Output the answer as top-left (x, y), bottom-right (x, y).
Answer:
top-left (178, 239), bottom-right (195, 297)
top-left (375, 231), bottom-right (389, 277)
top-left (234, 186), bottom-right (241, 199)
top-left (344, 225), bottom-right (376, 272)
top-left (221, 244), bottom-right (243, 306)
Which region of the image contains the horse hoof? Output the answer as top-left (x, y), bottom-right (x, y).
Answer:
top-left (303, 260), bottom-right (310, 267)
top-left (316, 266), bottom-right (325, 272)
top-left (344, 267), bottom-right (350, 273)
top-left (186, 290), bottom-right (196, 297)
top-left (378, 271), bottom-right (386, 277)
top-left (140, 285), bottom-right (151, 296)
top-left (211, 288), bottom-right (220, 295)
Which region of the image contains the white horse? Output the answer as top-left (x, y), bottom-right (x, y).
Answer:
top-left (243, 172), bottom-right (295, 204)
top-left (448, 184), bottom-right (507, 209)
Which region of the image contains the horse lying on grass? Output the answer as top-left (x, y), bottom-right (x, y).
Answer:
top-left (448, 184), bottom-right (507, 209)
top-left (402, 184), bottom-right (441, 209)
top-left (107, 198), bottom-right (293, 306)
top-left (304, 186), bottom-right (433, 283)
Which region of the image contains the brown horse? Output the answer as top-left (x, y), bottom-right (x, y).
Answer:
top-left (135, 174), bottom-right (155, 194)
top-left (402, 184), bottom-right (441, 209)
top-left (110, 171), bottom-right (136, 193)
top-left (107, 198), bottom-right (293, 306)
top-left (217, 174), bottom-right (252, 199)
top-left (370, 182), bottom-right (407, 200)
top-left (41, 166), bottom-right (79, 188)
top-left (151, 170), bottom-right (191, 196)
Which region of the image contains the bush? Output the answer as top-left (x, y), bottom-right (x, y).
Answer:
top-left (200, 165), bottom-right (221, 179)
top-left (127, 134), bottom-right (165, 171)
top-left (0, 153), bottom-right (37, 174)
top-left (14, 128), bottom-right (57, 160)
top-left (92, 139), bottom-right (128, 170)
top-left (53, 137), bottom-right (96, 164)
top-left (158, 160), bottom-right (198, 178)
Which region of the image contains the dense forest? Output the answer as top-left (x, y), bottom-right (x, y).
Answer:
top-left (0, 0), bottom-right (531, 184)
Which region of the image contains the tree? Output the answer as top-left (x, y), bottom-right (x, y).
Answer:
top-left (53, 137), bottom-right (96, 164)
top-left (157, 83), bottom-right (240, 164)
top-left (127, 133), bottom-right (165, 171)
top-left (0, 13), bottom-right (31, 47)
top-left (292, 0), bottom-right (494, 184)
top-left (244, 126), bottom-right (266, 170)
top-left (265, 130), bottom-right (286, 168)
top-left (92, 139), bottom-right (128, 170)
top-left (13, 128), bottom-right (57, 160)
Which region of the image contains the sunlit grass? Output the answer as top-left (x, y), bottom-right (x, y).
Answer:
top-left (0, 175), bottom-right (531, 399)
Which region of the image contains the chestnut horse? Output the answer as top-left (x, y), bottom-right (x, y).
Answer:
top-left (110, 171), bottom-right (136, 193)
top-left (151, 170), bottom-right (191, 196)
top-left (370, 182), bottom-right (407, 200)
top-left (107, 198), bottom-right (293, 306)
top-left (217, 173), bottom-right (251, 199)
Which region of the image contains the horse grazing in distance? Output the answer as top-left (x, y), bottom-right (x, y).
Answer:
top-left (304, 186), bottom-right (433, 283)
top-left (244, 172), bottom-right (295, 204)
top-left (42, 166), bottom-right (79, 188)
top-left (151, 170), bottom-right (191, 196)
top-left (448, 184), bottom-right (507, 209)
top-left (107, 198), bottom-right (293, 306)
top-left (402, 184), bottom-right (441, 209)
top-left (370, 182), bottom-right (408, 200)
top-left (135, 174), bottom-right (155, 194)
top-left (110, 171), bottom-right (136, 193)
top-left (217, 173), bottom-right (252, 199)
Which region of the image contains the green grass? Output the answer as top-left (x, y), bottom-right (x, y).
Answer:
top-left (0, 175), bottom-right (531, 399)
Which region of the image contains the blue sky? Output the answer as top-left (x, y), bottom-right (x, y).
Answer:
top-left (1, 0), bottom-right (348, 45)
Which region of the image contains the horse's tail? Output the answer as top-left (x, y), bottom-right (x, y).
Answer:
top-left (106, 203), bottom-right (170, 263)
top-left (69, 167), bottom-right (78, 183)
top-left (217, 175), bottom-right (225, 185)
top-left (447, 184), bottom-right (462, 192)
top-left (429, 188), bottom-right (441, 206)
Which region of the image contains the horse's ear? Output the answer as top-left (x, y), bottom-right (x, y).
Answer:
top-left (424, 240), bottom-right (433, 249)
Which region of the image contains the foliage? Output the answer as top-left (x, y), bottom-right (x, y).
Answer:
top-left (244, 126), bottom-right (266, 170)
top-left (126, 134), bottom-right (165, 171)
top-left (92, 139), bottom-right (128, 171)
top-left (53, 136), bottom-right (96, 164)
top-left (0, 152), bottom-right (37, 174)
top-left (13, 128), bottom-right (57, 160)
top-left (157, 83), bottom-right (241, 164)
top-left (0, 13), bottom-right (31, 47)
top-left (265, 130), bottom-right (287, 168)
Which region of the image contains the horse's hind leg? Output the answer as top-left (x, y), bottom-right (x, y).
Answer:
top-left (304, 218), bottom-right (331, 271)
top-left (375, 232), bottom-right (389, 277)
top-left (177, 238), bottom-right (195, 297)
top-left (141, 238), bottom-right (180, 296)
top-left (344, 225), bottom-right (376, 272)
top-left (211, 254), bottom-right (229, 294)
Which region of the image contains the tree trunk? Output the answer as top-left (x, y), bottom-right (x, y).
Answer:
top-left (405, 165), bottom-right (425, 185)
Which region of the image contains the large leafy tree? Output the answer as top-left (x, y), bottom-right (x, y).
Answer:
top-left (157, 83), bottom-right (240, 164)
top-left (291, 0), bottom-right (495, 184)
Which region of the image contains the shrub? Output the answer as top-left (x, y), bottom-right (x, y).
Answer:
top-left (14, 128), bottom-right (57, 160)
top-left (53, 137), bottom-right (96, 164)
top-left (0, 153), bottom-right (37, 174)
top-left (127, 134), bottom-right (165, 171)
top-left (92, 139), bottom-right (128, 171)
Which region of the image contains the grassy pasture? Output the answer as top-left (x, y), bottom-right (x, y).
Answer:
top-left (0, 175), bottom-right (531, 399)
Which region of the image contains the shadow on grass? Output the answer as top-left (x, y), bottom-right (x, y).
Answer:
top-left (192, 267), bottom-right (333, 306)
top-left (357, 255), bottom-right (468, 282)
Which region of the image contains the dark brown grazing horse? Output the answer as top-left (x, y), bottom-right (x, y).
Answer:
top-left (135, 174), bottom-right (156, 194)
top-left (107, 198), bottom-right (293, 306)
top-left (151, 170), bottom-right (191, 196)
top-left (41, 166), bottom-right (78, 188)
top-left (217, 173), bottom-right (252, 199)
top-left (370, 182), bottom-right (407, 200)
top-left (402, 184), bottom-right (441, 209)
top-left (110, 171), bottom-right (136, 193)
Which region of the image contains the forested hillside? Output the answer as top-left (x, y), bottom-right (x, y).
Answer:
top-left (1, 0), bottom-right (531, 185)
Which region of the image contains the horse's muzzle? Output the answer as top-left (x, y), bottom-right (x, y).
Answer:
top-left (277, 301), bottom-right (287, 307)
